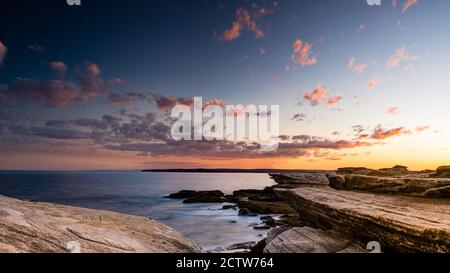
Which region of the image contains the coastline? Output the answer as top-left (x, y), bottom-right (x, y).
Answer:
top-left (0, 194), bottom-right (200, 253)
top-left (1, 165), bottom-right (450, 253)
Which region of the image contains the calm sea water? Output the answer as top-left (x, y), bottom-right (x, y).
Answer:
top-left (0, 171), bottom-right (275, 250)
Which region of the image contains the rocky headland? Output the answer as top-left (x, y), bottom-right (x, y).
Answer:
top-left (0, 195), bottom-right (200, 253)
top-left (168, 165), bottom-right (450, 253)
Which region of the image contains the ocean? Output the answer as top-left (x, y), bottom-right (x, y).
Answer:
top-left (0, 171), bottom-right (276, 250)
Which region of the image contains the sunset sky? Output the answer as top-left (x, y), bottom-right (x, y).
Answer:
top-left (0, 0), bottom-right (449, 171)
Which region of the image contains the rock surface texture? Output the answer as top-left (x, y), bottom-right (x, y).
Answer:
top-left (277, 185), bottom-right (450, 252)
top-left (264, 227), bottom-right (365, 253)
top-left (0, 195), bottom-right (200, 253)
top-left (328, 174), bottom-right (450, 198)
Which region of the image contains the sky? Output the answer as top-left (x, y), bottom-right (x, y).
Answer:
top-left (0, 0), bottom-right (449, 171)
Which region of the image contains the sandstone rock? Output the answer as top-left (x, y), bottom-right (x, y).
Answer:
top-left (0, 195), bottom-right (200, 253)
top-left (277, 186), bottom-right (450, 252)
top-left (336, 167), bottom-right (382, 176)
top-left (430, 166), bottom-right (450, 178)
top-left (263, 227), bottom-right (366, 253)
top-left (269, 172), bottom-right (330, 186)
top-left (328, 174), bottom-right (450, 198)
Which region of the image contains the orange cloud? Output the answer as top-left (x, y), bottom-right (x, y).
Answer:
top-left (347, 57), bottom-right (368, 74)
top-left (291, 39), bottom-right (317, 66)
top-left (326, 96), bottom-right (343, 106)
top-left (220, 5), bottom-right (272, 42)
top-left (368, 77), bottom-right (379, 89)
top-left (304, 84), bottom-right (327, 106)
top-left (204, 99), bottom-right (225, 108)
top-left (416, 125), bottom-right (431, 132)
top-left (387, 47), bottom-right (417, 68)
top-left (371, 125), bottom-right (406, 140)
top-left (0, 41), bottom-right (7, 66)
top-left (403, 0), bottom-right (419, 12)
top-left (387, 107), bottom-right (400, 115)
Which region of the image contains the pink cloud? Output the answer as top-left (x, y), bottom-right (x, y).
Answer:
top-left (291, 39), bottom-right (317, 66)
top-left (387, 107), bottom-right (400, 115)
top-left (371, 125), bottom-right (407, 140)
top-left (220, 5), bottom-right (272, 42)
top-left (49, 61), bottom-right (67, 79)
top-left (326, 96), bottom-right (343, 106)
top-left (154, 95), bottom-right (194, 111)
top-left (304, 84), bottom-right (327, 106)
top-left (0, 41), bottom-right (8, 66)
top-left (403, 0), bottom-right (418, 12)
top-left (415, 125), bottom-right (431, 132)
top-left (387, 47), bottom-right (417, 68)
top-left (204, 99), bottom-right (225, 108)
top-left (347, 57), bottom-right (368, 74)
top-left (368, 77), bottom-right (380, 89)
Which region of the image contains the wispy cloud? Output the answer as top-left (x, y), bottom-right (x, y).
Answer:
top-left (291, 113), bottom-right (306, 122)
top-left (291, 39), bottom-right (317, 66)
top-left (28, 44), bottom-right (44, 52)
top-left (347, 57), bottom-right (368, 74)
top-left (387, 107), bottom-right (400, 115)
top-left (220, 3), bottom-right (274, 42)
top-left (368, 76), bottom-right (380, 89)
top-left (387, 47), bottom-right (417, 68)
top-left (403, 0), bottom-right (419, 12)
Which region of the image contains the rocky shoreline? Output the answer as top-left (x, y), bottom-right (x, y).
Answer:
top-left (2, 165), bottom-right (450, 253)
top-left (0, 194), bottom-right (200, 253)
top-left (168, 165), bottom-right (450, 253)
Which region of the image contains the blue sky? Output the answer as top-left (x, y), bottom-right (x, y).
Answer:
top-left (0, 0), bottom-right (449, 170)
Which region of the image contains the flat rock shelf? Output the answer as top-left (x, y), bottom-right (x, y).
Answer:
top-left (277, 185), bottom-right (450, 253)
top-left (264, 227), bottom-right (366, 253)
top-left (0, 195), bottom-right (200, 253)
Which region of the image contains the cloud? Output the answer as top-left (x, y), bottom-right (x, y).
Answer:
top-left (326, 96), bottom-right (343, 106)
top-left (291, 113), bottom-right (306, 122)
top-left (403, 0), bottom-right (418, 12)
top-left (204, 99), bottom-right (225, 108)
top-left (220, 4), bottom-right (273, 42)
top-left (415, 125), bottom-right (431, 132)
top-left (347, 57), bottom-right (368, 74)
top-left (108, 92), bottom-right (147, 104)
top-left (151, 95), bottom-right (194, 111)
top-left (29, 44), bottom-right (44, 52)
top-left (49, 61), bottom-right (67, 79)
top-left (303, 84), bottom-right (343, 107)
top-left (368, 76), bottom-right (379, 89)
top-left (387, 47), bottom-right (417, 68)
top-left (371, 125), bottom-right (407, 140)
top-left (0, 41), bottom-right (7, 67)
top-left (304, 84), bottom-right (327, 106)
top-left (356, 24), bottom-right (365, 33)
top-left (291, 39), bottom-right (317, 66)
top-left (0, 62), bottom-right (122, 107)
top-left (387, 107), bottom-right (400, 115)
